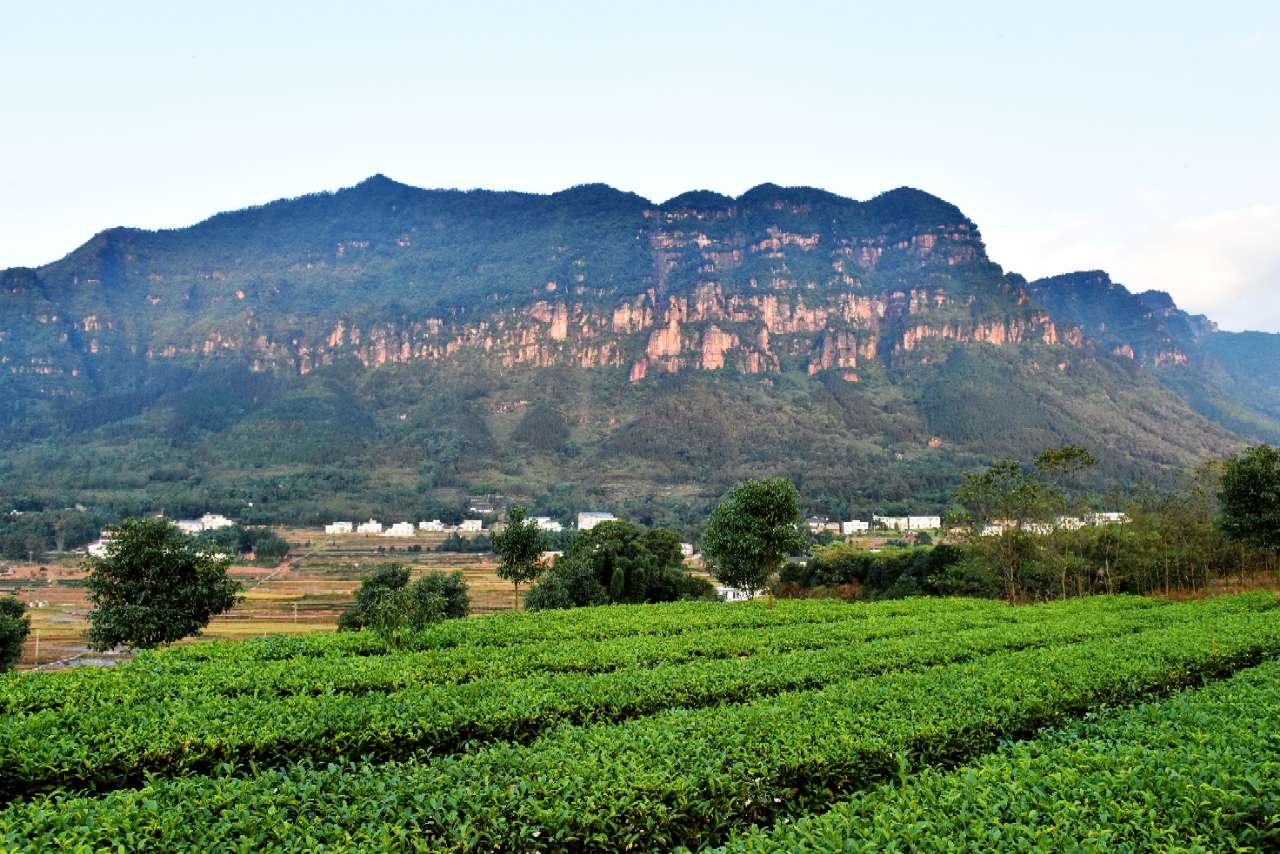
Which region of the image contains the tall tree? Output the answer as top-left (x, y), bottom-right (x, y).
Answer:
top-left (85, 517), bottom-right (241, 650)
top-left (954, 457), bottom-right (1058, 602)
top-left (0, 595), bottom-right (31, 671)
top-left (701, 478), bottom-right (806, 597)
top-left (1219, 444), bottom-right (1280, 552)
top-left (493, 505), bottom-right (545, 609)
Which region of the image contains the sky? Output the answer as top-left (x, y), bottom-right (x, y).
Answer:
top-left (2, 1), bottom-right (1277, 330)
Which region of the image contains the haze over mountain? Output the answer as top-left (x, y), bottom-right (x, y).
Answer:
top-left (2, 176), bottom-right (1277, 529)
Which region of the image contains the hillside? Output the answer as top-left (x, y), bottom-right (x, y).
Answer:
top-left (0, 177), bottom-right (1273, 528)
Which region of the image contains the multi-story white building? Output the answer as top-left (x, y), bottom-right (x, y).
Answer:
top-left (907, 516), bottom-right (942, 531)
top-left (458, 519), bottom-right (484, 533)
top-left (680, 542), bottom-right (695, 558)
top-left (174, 513), bottom-right (236, 535)
top-left (577, 512), bottom-right (615, 531)
top-left (356, 519), bottom-right (383, 535)
top-left (530, 516), bottom-right (564, 533)
top-left (873, 515), bottom-right (911, 532)
top-left (382, 522), bottom-right (415, 537)
top-left (1087, 511), bottom-right (1128, 525)
top-left (841, 520), bottom-right (870, 535)
top-left (325, 522), bottom-right (353, 535)
top-left (418, 520), bottom-right (445, 532)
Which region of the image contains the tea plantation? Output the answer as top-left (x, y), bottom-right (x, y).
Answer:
top-left (2, 593), bottom-right (1278, 851)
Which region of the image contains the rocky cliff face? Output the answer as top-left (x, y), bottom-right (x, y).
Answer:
top-left (2, 180), bottom-right (1079, 396)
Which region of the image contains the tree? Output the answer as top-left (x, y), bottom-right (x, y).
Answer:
top-left (525, 520), bottom-right (697, 610)
top-left (953, 447), bottom-right (1100, 602)
top-left (0, 595), bottom-right (31, 671)
top-left (1219, 444), bottom-right (1280, 553)
top-left (338, 563), bottom-right (410, 631)
top-left (338, 564), bottom-right (469, 639)
top-left (406, 570), bottom-right (470, 622)
top-left (85, 517), bottom-right (241, 650)
top-left (701, 478), bottom-right (806, 596)
top-left (492, 505), bottom-right (545, 609)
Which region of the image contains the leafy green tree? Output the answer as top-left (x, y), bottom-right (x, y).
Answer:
top-left (339, 564), bottom-right (469, 637)
top-left (85, 517), bottom-right (241, 650)
top-left (525, 519), bottom-right (706, 610)
top-left (493, 505), bottom-right (545, 609)
top-left (0, 595), bottom-right (31, 671)
top-left (525, 557), bottom-right (607, 611)
top-left (338, 563), bottom-right (410, 631)
top-left (701, 478), bottom-right (806, 596)
top-left (1219, 444), bottom-right (1280, 553)
top-left (406, 570), bottom-right (470, 623)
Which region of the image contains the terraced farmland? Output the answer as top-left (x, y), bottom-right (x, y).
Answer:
top-left (1, 593), bottom-right (1278, 851)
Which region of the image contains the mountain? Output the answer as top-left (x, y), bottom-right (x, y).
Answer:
top-left (1028, 271), bottom-right (1280, 442)
top-left (1, 176), bottom-right (1273, 530)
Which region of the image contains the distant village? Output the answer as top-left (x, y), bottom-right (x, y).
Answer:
top-left (77, 502), bottom-right (1130, 565)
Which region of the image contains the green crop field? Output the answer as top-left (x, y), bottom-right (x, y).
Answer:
top-left (1, 593), bottom-right (1278, 851)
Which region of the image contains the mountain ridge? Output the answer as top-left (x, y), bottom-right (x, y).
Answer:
top-left (0, 177), bottom-right (1275, 527)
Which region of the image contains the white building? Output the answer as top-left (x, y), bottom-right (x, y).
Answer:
top-left (531, 516), bottom-right (564, 533)
top-left (356, 519), bottom-right (383, 535)
top-left (715, 585), bottom-right (755, 603)
top-left (1087, 511), bottom-right (1128, 525)
top-left (418, 520), bottom-right (445, 532)
top-left (382, 522), bottom-right (415, 537)
top-left (458, 519), bottom-right (484, 533)
top-left (841, 520), bottom-right (870, 535)
top-left (87, 530), bottom-right (114, 558)
top-left (175, 513), bottom-right (236, 535)
top-left (805, 516), bottom-right (830, 534)
top-left (907, 516), bottom-right (942, 531)
top-left (1056, 516), bottom-right (1085, 530)
top-left (577, 511), bottom-right (615, 531)
top-left (873, 515), bottom-right (911, 531)
top-left (175, 519), bottom-right (205, 535)
top-left (680, 542), bottom-right (695, 558)
top-left (325, 522), bottom-right (353, 535)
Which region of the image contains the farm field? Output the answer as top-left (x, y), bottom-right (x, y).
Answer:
top-left (1, 529), bottom-right (516, 669)
top-left (1, 592), bottom-right (1278, 851)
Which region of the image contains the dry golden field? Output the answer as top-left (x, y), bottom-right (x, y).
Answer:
top-left (1, 528), bottom-right (519, 670)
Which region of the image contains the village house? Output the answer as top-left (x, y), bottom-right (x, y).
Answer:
top-left (324, 522), bottom-right (353, 535)
top-left (577, 512), bottom-right (615, 531)
top-left (680, 542), bottom-right (695, 558)
top-left (1087, 511), bottom-right (1128, 525)
top-left (714, 585), bottom-right (755, 603)
top-left (841, 520), bottom-right (870, 535)
top-left (805, 516), bottom-right (830, 534)
top-left (86, 529), bottom-right (115, 557)
top-left (174, 512), bottom-right (236, 536)
top-left (199, 513), bottom-right (234, 530)
top-left (458, 519), bottom-right (484, 533)
top-left (907, 516), bottom-right (941, 531)
top-left (382, 522), bottom-right (415, 537)
top-left (873, 515), bottom-right (911, 532)
top-left (468, 500), bottom-right (496, 515)
top-left (531, 516), bottom-right (564, 533)
top-left (418, 520), bottom-right (445, 532)
top-left (356, 519), bottom-right (383, 535)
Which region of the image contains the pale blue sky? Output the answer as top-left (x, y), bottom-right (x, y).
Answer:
top-left (3, 1), bottom-right (1277, 329)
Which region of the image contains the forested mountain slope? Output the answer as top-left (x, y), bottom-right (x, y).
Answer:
top-left (0, 177), bottom-right (1271, 527)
